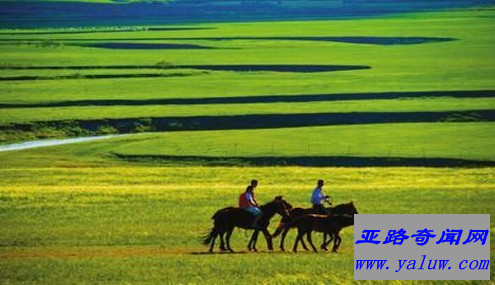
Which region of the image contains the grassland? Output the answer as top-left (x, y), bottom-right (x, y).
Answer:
top-left (0, 9), bottom-right (494, 148)
top-left (1, 122), bottom-right (493, 167)
top-left (0, 6), bottom-right (494, 284)
top-left (1, 9), bottom-right (494, 98)
top-left (0, 166), bottom-right (494, 284)
top-left (1, 98), bottom-right (493, 124)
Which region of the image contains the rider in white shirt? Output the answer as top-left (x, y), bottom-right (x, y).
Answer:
top-left (311, 179), bottom-right (331, 214)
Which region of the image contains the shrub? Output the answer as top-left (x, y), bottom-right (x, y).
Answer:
top-left (155, 60), bottom-right (175, 69)
top-left (96, 125), bottom-right (119, 135)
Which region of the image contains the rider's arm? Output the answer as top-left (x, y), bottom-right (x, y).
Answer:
top-left (245, 192), bottom-right (256, 206)
top-left (318, 189), bottom-right (327, 203)
top-left (252, 196), bottom-right (259, 207)
top-left (323, 193), bottom-right (331, 204)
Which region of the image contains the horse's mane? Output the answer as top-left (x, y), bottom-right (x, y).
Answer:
top-left (331, 201), bottom-right (355, 212)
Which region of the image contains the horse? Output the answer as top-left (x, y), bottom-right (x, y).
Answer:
top-left (272, 201), bottom-right (358, 251)
top-left (246, 199), bottom-right (293, 252)
top-left (288, 201), bottom-right (358, 253)
top-left (203, 196), bottom-right (291, 252)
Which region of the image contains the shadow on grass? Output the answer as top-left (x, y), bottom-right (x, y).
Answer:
top-left (189, 251), bottom-right (250, 255)
top-left (2, 110), bottom-right (493, 133)
top-left (0, 27), bottom-right (214, 35)
top-left (0, 36), bottom-right (456, 45)
top-left (0, 72), bottom-right (201, 81)
top-left (112, 153), bottom-right (495, 168)
top-left (1, 90), bottom-right (492, 108)
top-left (0, 64), bottom-right (370, 74)
top-left (155, 36), bottom-right (457, 45)
top-left (79, 42), bottom-right (216, 49)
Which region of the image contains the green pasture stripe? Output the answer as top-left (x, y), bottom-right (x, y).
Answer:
top-left (0, 110), bottom-right (493, 138)
top-left (0, 98), bottom-right (493, 124)
top-left (0, 72), bottom-right (200, 81)
top-left (0, 123), bottom-right (492, 167)
top-left (103, 122), bottom-right (495, 162)
top-left (0, 90), bottom-right (493, 108)
top-left (0, 10), bottom-right (493, 105)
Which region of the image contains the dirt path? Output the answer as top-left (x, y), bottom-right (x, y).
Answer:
top-left (0, 246), bottom-right (200, 259)
top-left (0, 246), bottom-right (322, 259)
top-left (0, 134), bottom-right (124, 152)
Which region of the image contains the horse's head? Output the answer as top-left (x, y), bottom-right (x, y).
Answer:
top-left (345, 201), bottom-right (358, 215)
top-left (274, 195), bottom-right (291, 218)
top-left (279, 195), bottom-right (293, 210)
top-left (332, 201), bottom-right (358, 215)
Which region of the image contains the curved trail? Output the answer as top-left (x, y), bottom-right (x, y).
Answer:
top-left (0, 134), bottom-right (124, 152)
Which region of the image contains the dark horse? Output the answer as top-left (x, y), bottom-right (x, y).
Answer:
top-left (247, 199), bottom-right (293, 252)
top-left (278, 201), bottom-right (358, 253)
top-left (203, 196), bottom-right (290, 252)
top-left (272, 201), bottom-right (358, 251)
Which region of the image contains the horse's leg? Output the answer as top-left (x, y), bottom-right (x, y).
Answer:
top-left (209, 229), bottom-right (218, 253)
top-left (254, 230), bottom-right (261, 251)
top-left (248, 230), bottom-right (259, 251)
top-left (332, 233), bottom-right (342, 253)
top-left (322, 233), bottom-right (333, 251)
top-left (279, 228), bottom-right (289, 251)
top-left (321, 233), bottom-right (327, 250)
top-left (300, 234), bottom-right (310, 251)
top-left (219, 232), bottom-right (227, 251)
top-left (306, 231), bottom-right (318, 252)
top-left (293, 230), bottom-right (303, 253)
top-left (247, 231), bottom-right (252, 250)
top-left (225, 228), bottom-right (235, 253)
top-left (322, 233), bottom-right (334, 250)
top-left (248, 230), bottom-right (257, 251)
top-left (261, 228), bottom-right (273, 251)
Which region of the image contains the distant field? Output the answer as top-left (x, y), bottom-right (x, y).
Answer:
top-left (0, 9), bottom-right (494, 157)
top-left (2, 0), bottom-right (489, 28)
top-left (1, 122), bottom-right (493, 165)
top-left (103, 122), bottom-right (495, 161)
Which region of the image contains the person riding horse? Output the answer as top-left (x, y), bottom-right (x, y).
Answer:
top-left (310, 179), bottom-right (331, 214)
top-left (239, 179), bottom-right (262, 229)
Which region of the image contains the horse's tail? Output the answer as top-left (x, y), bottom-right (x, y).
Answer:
top-left (203, 207), bottom-right (234, 245)
top-left (203, 227), bottom-right (216, 245)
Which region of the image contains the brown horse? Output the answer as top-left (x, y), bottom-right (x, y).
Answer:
top-left (286, 202), bottom-right (358, 253)
top-left (273, 201), bottom-right (357, 251)
top-left (203, 196), bottom-right (290, 252)
top-left (246, 199), bottom-right (293, 252)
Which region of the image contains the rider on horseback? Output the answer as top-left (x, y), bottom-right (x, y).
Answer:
top-left (239, 179), bottom-right (262, 229)
top-left (310, 179), bottom-right (331, 214)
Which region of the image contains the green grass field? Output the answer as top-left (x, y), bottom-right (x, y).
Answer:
top-left (0, 166), bottom-right (494, 283)
top-left (1, 123), bottom-right (493, 167)
top-left (1, 9), bottom-right (494, 150)
top-left (1, 6), bottom-right (494, 284)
